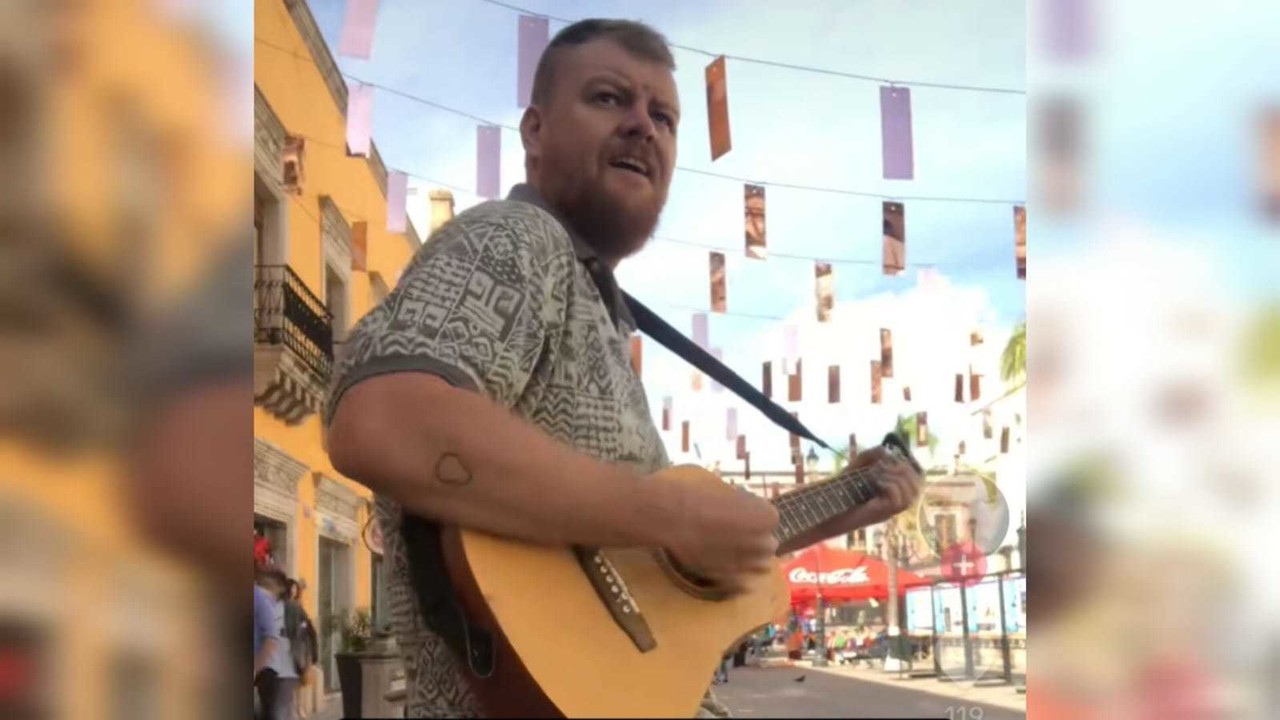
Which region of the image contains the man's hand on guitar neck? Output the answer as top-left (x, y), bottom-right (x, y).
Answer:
top-left (776, 446), bottom-right (924, 556)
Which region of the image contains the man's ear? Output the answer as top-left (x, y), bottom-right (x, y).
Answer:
top-left (520, 106), bottom-right (543, 161)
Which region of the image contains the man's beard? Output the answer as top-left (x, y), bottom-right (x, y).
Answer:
top-left (556, 175), bottom-right (664, 261)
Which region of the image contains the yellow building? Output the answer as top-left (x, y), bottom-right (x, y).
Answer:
top-left (2, 0), bottom-right (245, 718)
top-left (253, 0), bottom-right (453, 694)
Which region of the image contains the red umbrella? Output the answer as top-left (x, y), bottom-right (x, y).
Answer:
top-left (784, 544), bottom-right (929, 603)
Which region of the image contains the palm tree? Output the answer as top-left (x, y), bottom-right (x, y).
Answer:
top-left (893, 413), bottom-right (940, 456)
top-left (1001, 320), bottom-right (1027, 388)
top-left (1242, 303), bottom-right (1280, 389)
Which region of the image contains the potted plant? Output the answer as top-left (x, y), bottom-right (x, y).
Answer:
top-left (332, 608), bottom-right (372, 718)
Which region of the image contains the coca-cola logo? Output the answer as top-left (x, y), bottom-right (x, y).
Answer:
top-left (788, 566), bottom-right (870, 585)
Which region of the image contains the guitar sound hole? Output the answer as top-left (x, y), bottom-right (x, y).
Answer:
top-left (659, 550), bottom-right (733, 601)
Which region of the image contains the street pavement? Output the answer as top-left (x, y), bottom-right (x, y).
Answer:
top-left (713, 665), bottom-right (1026, 719)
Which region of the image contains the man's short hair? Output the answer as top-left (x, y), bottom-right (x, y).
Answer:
top-left (530, 19), bottom-right (675, 107)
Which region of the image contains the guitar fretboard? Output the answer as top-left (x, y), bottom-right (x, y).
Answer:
top-left (769, 463), bottom-right (879, 551)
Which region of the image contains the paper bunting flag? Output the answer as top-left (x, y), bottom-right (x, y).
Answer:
top-left (351, 221), bottom-right (368, 272)
top-left (915, 412), bottom-right (928, 448)
top-left (828, 365), bottom-right (840, 403)
top-left (682, 421), bottom-right (690, 453)
top-left (983, 409), bottom-right (994, 439)
top-left (788, 359), bottom-right (803, 402)
top-left (815, 262), bottom-right (834, 322)
top-left (880, 86), bottom-right (914, 180)
top-left (692, 313), bottom-right (709, 349)
top-left (477, 125), bottom-right (501, 200)
top-left (726, 409), bottom-right (738, 441)
top-left (1000, 426), bottom-right (1010, 454)
top-left (762, 361), bottom-right (773, 399)
top-left (848, 433), bottom-right (857, 456)
top-left (1014, 205), bottom-right (1027, 279)
top-left (794, 462), bottom-right (805, 486)
top-left (662, 396), bottom-right (672, 431)
top-left (789, 411), bottom-right (800, 455)
top-left (338, 0), bottom-right (380, 60)
top-left (710, 252), bottom-right (727, 313)
top-left (630, 335), bottom-right (642, 378)
top-left (744, 184), bottom-right (767, 259)
top-left (736, 434), bottom-right (747, 460)
top-left (971, 331), bottom-right (984, 346)
top-left (711, 348), bottom-right (724, 393)
top-left (783, 324), bottom-right (800, 375)
top-left (706, 56), bottom-right (732, 161)
top-left (903, 385), bottom-right (912, 402)
top-left (281, 136), bottom-right (305, 195)
top-left (871, 361), bottom-right (883, 404)
top-left (970, 371), bottom-right (982, 401)
top-left (882, 202), bottom-right (906, 275)
top-left (880, 329), bottom-right (894, 379)
top-left (1044, 0), bottom-right (1095, 61)
top-left (517, 15), bottom-right (549, 108)
top-left (959, 441), bottom-right (967, 456)
top-left (692, 371), bottom-right (703, 392)
top-left (346, 83), bottom-right (374, 156)
top-left (744, 453), bottom-right (752, 481)
top-left (955, 373), bottom-right (965, 403)
top-left (386, 171), bottom-right (408, 232)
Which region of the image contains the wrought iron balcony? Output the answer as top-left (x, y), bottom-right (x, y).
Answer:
top-left (254, 265), bottom-right (333, 380)
top-left (254, 265), bottom-right (332, 424)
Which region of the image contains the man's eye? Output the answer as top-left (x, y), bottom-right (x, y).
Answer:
top-left (596, 92), bottom-right (620, 106)
top-left (654, 113), bottom-right (674, 129)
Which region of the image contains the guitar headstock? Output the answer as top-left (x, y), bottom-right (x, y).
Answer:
top-left (880, 432), bottom-right (923, 475)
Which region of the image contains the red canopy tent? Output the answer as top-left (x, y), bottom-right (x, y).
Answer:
top-left (784, 544), bottom-right (929, 605)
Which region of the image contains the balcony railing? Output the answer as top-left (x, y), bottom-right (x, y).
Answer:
top-left (254, 265), bottom-right (333, 380)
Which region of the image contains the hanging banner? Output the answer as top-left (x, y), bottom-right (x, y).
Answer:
top-left (871, 361), bottom-right (883, 404)
top-left (386, 171), bottom-right (408, 232)
top-left (281, 136), bottom-right (306, 195)
top-left (955, 373), bottom-right (965, 403)
top-left (1014, 205), bottom-right (1027, 279)
top-left (745, 184), bottom-right (767, 259)
top-left (789, 411), bottom-right (800, 457)
top-left (794, 462), bottom-right (805, 486)
top-left (762, 361), bottom-right (773, 399)
top-left (736, 434), bottom-right (747, 460)
top-left (815, 262), bottom-right (834, 322)
top-left (970, 371), bottom-right (982, 401)
top-left (477, 125), bottom-right (502, 200)
top-left (1001, 427), bottom-right (1011, 453)
top-left (744, 452), bottom-right (751, 480)
top-left (338, 0), bottom-right (380, 59)
top-left (681, 421), bottom-right (690, 453)
top-left (828, 365), bottom-right (840, 403)
top-left (706, 56), bottom-right (732, 161)
top-left (662, 396), bottom-right (672, 431)
top-left (517, 15), bottom-right (550, 108)
top-left (726, 408), bottom-right (738, 441)
top-left (971, 331), bottom-right (984, 346)
top-left (692, 313), bottom-right (709, 349)
top-left (848, 433), bottom-right (857, 456)
top-left (882, 201), bottom-right (906, 275)
top-left (916, 412), bottom-right (928, 448)
top-left (880, 85), bottom-right (915, 180)
top-left (880, 328), bottom-right (894, 378)
top-left (788, 359), bottom-right (803, 402)
top-left (710, 251), bottom-right (727, 313)
top-left (903, 385), bottom-right (912, 401)
top-left (1044, 0), bottom-right (1095, 61)
top-left (346, 83), bottom-right (374, 156)
top-left (984, 409), bottom-right (994, 439)
top-left (692, 371), bottom-right (703, 393)
top-left (351, 221), bottom-right (368, 272)
top-left (783, 324), bottom-right (800, 374)
top-left (629, 335), bottom-right (642, 378)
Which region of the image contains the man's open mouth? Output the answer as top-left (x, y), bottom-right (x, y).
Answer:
top-left (609, 157), bottom-right (650, 178)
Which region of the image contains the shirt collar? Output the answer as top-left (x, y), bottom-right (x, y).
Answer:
top-left (506, 183), bottom-right (636, 330)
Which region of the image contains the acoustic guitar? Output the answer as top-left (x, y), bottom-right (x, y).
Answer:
top-left (439, 434), bottom-right (920, 718)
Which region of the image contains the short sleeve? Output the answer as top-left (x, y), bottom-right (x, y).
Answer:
top-left (253, 586), bottom-right (274, 653)
top-left (325, 202), bottom-right (576, 423)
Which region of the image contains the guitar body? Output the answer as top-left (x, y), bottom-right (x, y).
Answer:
top-left (441, 465), bottom-right (791, 718)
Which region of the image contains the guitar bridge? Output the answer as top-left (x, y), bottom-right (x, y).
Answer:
top-left (572, 546), bottom-right (657, 653)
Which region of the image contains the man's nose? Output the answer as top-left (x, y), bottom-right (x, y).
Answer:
top-left (619, 103), bottom-right (656, 141)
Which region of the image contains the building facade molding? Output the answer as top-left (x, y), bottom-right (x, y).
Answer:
top-left (283, 0), bottom-right (348, 121)
top-left (319, 195), bottom-right (353, 272)
top-left (254, 87), bottom-right (286, 196)
top-left (315, 473), bottom-right (361, 543)
top-left (254, 438), bottom-right (308, 522)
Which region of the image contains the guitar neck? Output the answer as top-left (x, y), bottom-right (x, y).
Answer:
top-left (769, 463), bottom-right (879, 552)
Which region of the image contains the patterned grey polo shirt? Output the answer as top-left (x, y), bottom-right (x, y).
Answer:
top-left (325, 185), bottom-right (729, 718)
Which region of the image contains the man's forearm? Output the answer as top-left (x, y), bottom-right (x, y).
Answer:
top-left (328, 373), bottom-right (680, 550)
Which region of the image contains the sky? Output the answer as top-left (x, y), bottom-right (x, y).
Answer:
top-left (299, 0), bottom-right (1029, 471)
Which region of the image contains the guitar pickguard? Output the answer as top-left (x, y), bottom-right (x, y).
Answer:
top-left (571, 546), bottom-right (658, 653)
